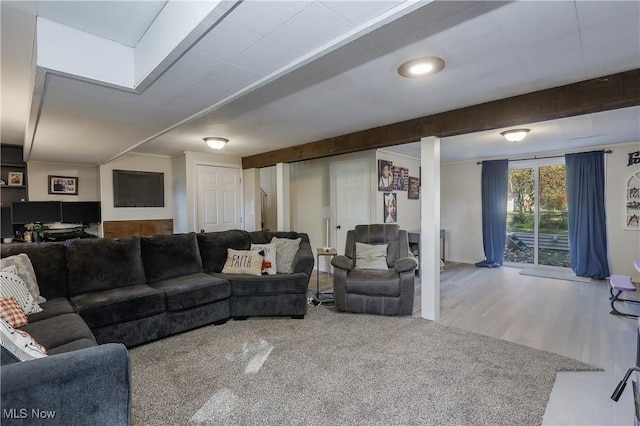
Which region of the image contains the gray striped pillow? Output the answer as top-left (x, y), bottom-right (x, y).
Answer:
top-left (0, 253), bottom-right (46, 304)
top-left (0, 265), bottom-right (42, 315)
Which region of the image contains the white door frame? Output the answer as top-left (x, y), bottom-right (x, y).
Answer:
top-left (194, 162), bottom-right (243, 232)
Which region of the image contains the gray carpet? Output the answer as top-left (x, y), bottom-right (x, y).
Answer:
top-left (129, 306), bottom-right (597, 425)
top-left (519, 267), bottom-right (594, 282)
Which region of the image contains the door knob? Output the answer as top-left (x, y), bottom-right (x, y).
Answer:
top-left (336, 225), bottom-right (341, 229)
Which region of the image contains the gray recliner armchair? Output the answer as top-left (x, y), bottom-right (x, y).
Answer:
top-left (331, 224), bottom-right (417, 316)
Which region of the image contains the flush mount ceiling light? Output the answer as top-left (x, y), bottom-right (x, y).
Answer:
top-left (500, 129), bottom-right (530, 142)
top-left (398, 56), bottom-right (445, 78)
top-left (203, 137), bottom-right (228, 150)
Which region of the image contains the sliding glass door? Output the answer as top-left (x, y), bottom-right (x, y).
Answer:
top-left (504, 159), bottom-right (570, 268)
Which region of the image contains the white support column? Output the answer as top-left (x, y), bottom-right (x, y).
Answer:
top-left (243, 168), bottom-right (261, 231)
top-left (276, 163), bottom-right (290, 231)
top-left (420, 136), bottom-right (441, 321)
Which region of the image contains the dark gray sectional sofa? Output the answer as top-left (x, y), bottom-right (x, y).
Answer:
top-left (0, 229), bottom-right (313, 425)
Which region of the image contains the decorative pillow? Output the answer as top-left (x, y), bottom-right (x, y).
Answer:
top-left (270, 237), bottom-right (301, 274)
top-left (0, 319), bottom-right (47, 361)
top-left (0, 297), bottom-right (28, 328)
top-left (221, 249), bottom-right (263, 276)
top-left (0, 266), bottom-right (43, 314)
top-left (250, 243), bottom-right (277, 275)
top-left (354, 242), bottom-right (389, 270)
top-left (0, 253), bottom-right (46, 304)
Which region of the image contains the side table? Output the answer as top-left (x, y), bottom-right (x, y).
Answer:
top-left (313, 248), bottom-right (337, 305)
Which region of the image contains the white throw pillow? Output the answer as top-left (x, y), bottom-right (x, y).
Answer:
top-left (221, 249), bottom-right (263, 276)
top-left (354, 242), bottom-right (389, 270)
top-left (250, 243), bottom-right (277, 275)
top-left (0, 318), bottom-right (47, 361)
top-left (270, 237), bottom-right (301, 274)
top-left (0, 253), bottom-right (46, 304)
top-left (0, 265), bottom-right (43, 314)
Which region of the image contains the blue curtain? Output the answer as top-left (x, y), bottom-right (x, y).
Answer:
top-left (565, 151), bottom-right (610, 278)
top-left (476, 159), bottom-right (509, 268)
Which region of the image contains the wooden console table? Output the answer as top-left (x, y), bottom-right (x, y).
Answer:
top-left (103, 219), bottom-right (173, 239)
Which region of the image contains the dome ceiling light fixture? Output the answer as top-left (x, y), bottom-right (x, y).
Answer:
top-left (203, 137), bottom-right (228, 150)
top-left (397, 56), bottom-right (445, 78)
top-left (500, 129), bottom-right (530, 142)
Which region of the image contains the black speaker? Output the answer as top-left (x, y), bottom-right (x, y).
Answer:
top-left (1, 207), bottom-right (13, 238)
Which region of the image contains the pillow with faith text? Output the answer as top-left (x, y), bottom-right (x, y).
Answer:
top-left (221, 249), bottom-right (263, 276)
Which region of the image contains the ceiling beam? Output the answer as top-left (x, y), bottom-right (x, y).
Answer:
top-left (242, 69), bottom-right (640, 169)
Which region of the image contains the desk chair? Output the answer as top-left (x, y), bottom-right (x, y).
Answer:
top-left (610, 259), bottom-right (640, 318)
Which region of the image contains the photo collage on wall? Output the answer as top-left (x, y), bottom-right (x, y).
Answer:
top-left (626, 169), bottom-right (640, 230)
top-left (378, 159), bottom-right (420, 223)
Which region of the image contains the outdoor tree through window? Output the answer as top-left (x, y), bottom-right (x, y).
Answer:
top-left (505, 163), bottom-right (569, 267)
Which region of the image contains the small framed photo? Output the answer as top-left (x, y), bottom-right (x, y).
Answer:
top-left (48, 175), bottom-right (78, 195)
top-left (408, 176), bottom-right (420, 200)
top-left (7, 171), bottom-right (23, 186)
top-left (383, 192), bottom-right (397, 223)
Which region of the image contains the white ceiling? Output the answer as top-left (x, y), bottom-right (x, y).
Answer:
top-left (1, 1), bottom-right (639, 166)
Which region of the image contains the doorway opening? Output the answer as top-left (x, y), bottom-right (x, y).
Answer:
top-left (504, 159), bottom-right (570, 268)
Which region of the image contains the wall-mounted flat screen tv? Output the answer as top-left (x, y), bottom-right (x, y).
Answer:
top-left (11, 201), bottom-right (62, 224)
top-left (113, 170), bottom-right (164, 208)
top-left (61, 201), bottom-right (101, 224)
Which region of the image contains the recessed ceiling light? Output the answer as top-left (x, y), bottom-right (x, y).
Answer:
top-left (398, 57), bottom-right (445, 78)
top-left (203, 137), bottom-right (228, 150)
top-left (500, 129), bottom-right (530, 142)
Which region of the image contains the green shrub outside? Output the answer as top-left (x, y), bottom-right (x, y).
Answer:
top-left (507, 211), bottom-right (568, 234)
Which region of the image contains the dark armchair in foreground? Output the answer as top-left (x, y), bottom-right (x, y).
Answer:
top-left (331, 224), bottom-right (417, 316)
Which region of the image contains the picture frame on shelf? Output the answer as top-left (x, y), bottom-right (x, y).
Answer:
top-left (48, 175), bottom-right (78, 195)
top-left (7, 171), bottom-right (23, 186)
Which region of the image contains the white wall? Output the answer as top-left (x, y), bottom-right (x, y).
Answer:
top-left (24, 162), bottom-right (101, 234)
top-left (290, 158), bottom-right (330, 253)
top-left (606, 142), bottom-right (640, 279)
top-left (375, 149), bottom-right (421, 231)
top-left (99, 153), bottom-right (173, 223)
top-left (243, 168), bottom-right (260, 232)
top-left (440, 161), bottom-right (483, 263)
top-left (27, 162), bottom-right (100, 201)
top-left (440, 141), bottom-right (640, 278)
top-left (27, 150), bottom-right (243, 236)
top-left (171, 154), bottom-right (188, 233)
top-left (289, 150), bottom-right (387, 272)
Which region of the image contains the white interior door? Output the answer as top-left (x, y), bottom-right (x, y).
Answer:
top-left (196, 164), bottom-right (242, 232)
top-left (331, 158), bottom-right (370, 254)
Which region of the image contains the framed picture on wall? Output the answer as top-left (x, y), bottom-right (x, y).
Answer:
top-left (48, 175), bottom-right (78, 195)
top-left (408, 177), bottom-right (420, 199)
top-left (383, 192), bottom-right (397, 223)
top-left (392, 166), bottom-right (409, 191)
top-left (378, 160), bottom-right (393, 191)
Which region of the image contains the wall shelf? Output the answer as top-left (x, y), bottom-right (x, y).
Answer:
top-left (0, 144), bottom-right (28, 207)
